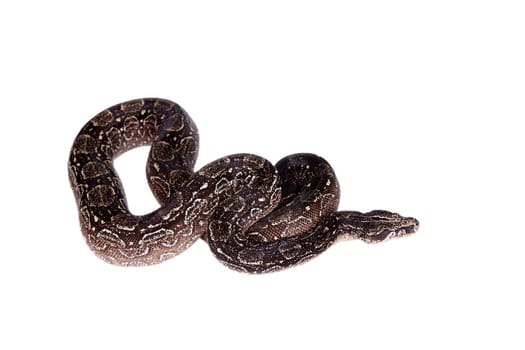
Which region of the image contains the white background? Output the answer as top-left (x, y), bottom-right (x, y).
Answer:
top-left (1, 1), bottom-right (524, 349)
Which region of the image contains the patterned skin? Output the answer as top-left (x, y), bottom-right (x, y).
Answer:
top-left (69, 98), bottom-right (418, 272)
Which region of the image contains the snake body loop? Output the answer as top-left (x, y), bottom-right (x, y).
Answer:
top-left (68, 98), bottom-right (418, 272)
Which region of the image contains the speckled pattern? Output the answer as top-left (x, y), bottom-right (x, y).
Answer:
top-left (68, 98), bottom-right (419, 273)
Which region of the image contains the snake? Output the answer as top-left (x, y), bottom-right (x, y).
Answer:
top-left (68, 98), bottom-right (419, 273)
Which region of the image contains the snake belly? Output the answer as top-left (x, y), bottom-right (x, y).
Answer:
top-left (69, 98), bottom-right (419, 272)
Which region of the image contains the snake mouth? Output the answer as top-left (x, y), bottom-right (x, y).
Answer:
top-left (405, 218), bottom-right (419, 234)
top-left (393, 217), bottom-right (419, 239)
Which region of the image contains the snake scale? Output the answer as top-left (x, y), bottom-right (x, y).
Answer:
top-left (68, 98), bottom-right (419, 273)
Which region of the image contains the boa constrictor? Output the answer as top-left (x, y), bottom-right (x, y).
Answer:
top-left (68, 98), bottom-right (418, 273)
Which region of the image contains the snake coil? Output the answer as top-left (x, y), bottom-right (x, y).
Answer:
top-left (68, 98), bottom-right (418, 273)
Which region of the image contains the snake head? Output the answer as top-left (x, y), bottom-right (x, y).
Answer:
top-left (336, 210), bottom-right (419, 243)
